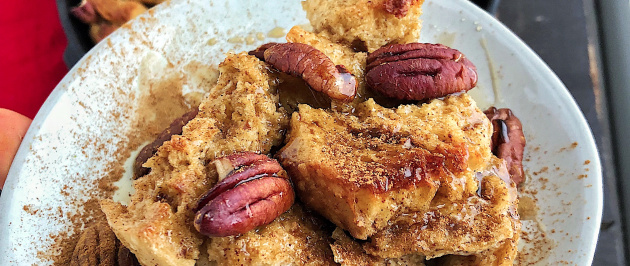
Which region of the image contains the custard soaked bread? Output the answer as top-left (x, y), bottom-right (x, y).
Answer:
top-left (279, 94), bottom-right (494, 239)
top-left (205, 203), bottom-right (337, 265)
top-left (279, 94), bottom-right (520, 262)
top-left (330, 228), bottom-right (426, 266)
top-left (329, 172), bottom-right (520, 265)
top-left (302, 0), bottom-right (425, 52)
top-left (101, 53), bottom-right (290, 265)
top-left (437, 227), bottom-right (521, 266)
top-left (364, 168), bottom-right (519, 259)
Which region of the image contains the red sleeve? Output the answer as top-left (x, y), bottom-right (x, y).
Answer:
top-left (0, 0), bottom-right (68, 119)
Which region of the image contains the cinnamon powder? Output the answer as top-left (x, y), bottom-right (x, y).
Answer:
top-left (38, 60), bottom-right (217, 265)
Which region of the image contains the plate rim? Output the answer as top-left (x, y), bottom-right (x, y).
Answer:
top-left (449, 1), bottom-right (603, 263)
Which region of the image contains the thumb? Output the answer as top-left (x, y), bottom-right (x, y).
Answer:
top-left (0, 109), bottom-right (32, 190)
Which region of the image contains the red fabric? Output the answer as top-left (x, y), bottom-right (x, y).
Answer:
top-left (0, 0), bottom-right (68, 119)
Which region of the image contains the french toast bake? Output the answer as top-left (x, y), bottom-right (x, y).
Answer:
top-left (97, 0), bottom-right (526, 265)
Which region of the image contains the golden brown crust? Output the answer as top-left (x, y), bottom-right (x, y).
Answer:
top-left (363, 165), bottom-right (519, 260)
top-left (206, 204), bottom-right (337, 265)
top-left (279, 94), bottom-right (494, 240)
top-left (437, 235), bottom-right (520, 266)
top-left (435, 209), bottom-right (521, 266)
top-left (331, 228), bottom-right (427, 266)
top-left (331, 228), bottom-right (384, 266)
top-left (302, 0), bottom-right (425, 52)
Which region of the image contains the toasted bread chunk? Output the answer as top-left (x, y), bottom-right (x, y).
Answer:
top-left (331, 228), bottom-right (426, 266)
top-left (437, 228), bottom-right (520, 266)
top-left (102, 52), bottom-right (289, 266)
top-left (302, 0), bottom-right (424, 52)
top-left (278, 94), bottom-right (493, 240)
top-left (433, 173), bottom-right (521, 265)
top-left (206, 204), bottom-right (336, 265)
top-left (363, 165), bottom-right (519, 259)
top-left (327, 161), bottom-right (519, 263)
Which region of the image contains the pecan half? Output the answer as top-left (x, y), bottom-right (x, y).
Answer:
top-left (484, 107), bottom-right (526, 185)
top-left (366, 43), bottom-right (477, 101)
top-left (194, 152), bottom-right (295, 237)
top-left (71, 1), bottom-right (99, 24)
top-left (248, 42), bottom-right (278, 61)
top-left (383, 0), bottom-right (413, 18)
top-left (133, 108), bottom-right (199, 179)
top-left (250, 43), bottom-right (357, 102)
top-left (70, 220), bottom-right (140, 266)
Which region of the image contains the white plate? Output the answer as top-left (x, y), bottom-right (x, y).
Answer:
top-left (0, 0), bottom-right (602, 265)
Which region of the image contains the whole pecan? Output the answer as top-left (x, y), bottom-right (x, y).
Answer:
top-left (366, 43), bottom-right (477, 101)
top-left (133, 108), bottom-right (199, 179)
top-left (249, 43), bottom-right (357, 102)
top-left (194, 152), bottom-right (295, 237)
top-left (69, 220), bottom-right (139, 266)
top-left (484, 107), bottom-right (526, 185)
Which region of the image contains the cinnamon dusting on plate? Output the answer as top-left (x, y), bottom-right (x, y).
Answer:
top-left (38, 55), bottom-right (217, 265)
top-left (516, 171), bottom-right (556, 265)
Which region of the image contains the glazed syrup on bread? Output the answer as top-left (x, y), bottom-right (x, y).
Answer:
top-left (276, 73), bottom-right (331, 113)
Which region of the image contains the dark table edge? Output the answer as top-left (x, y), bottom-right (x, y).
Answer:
top-left (596, 0), bottom-right (630, 260)
top-left (56, 0), bottom-right (92, 67)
